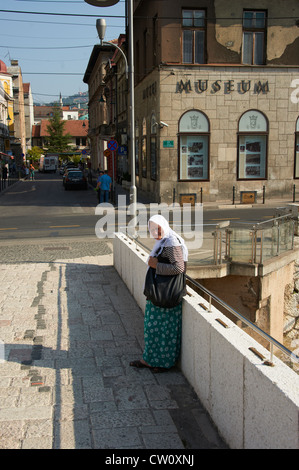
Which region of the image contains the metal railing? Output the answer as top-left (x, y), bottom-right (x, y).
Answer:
top-left (185, 274), bottom-right (299, 368)
top-left (0, 175), bottom-right (19, 191)
top-left (226, 214), bottom-right (295, 264)
top-left (126, 232), bottom-right (299, 370)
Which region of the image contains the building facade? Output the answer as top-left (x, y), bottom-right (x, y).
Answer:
top-left (32, 119), bottom-right (89, 152)
top-left (84, 0), bottom-right (299, 203)
top-left (131, 0), bottom-right (299, 203)
top-left (7, 60), bottom-right (26, 165)
top-left (0, 60), bottom-right (13, 158)
top-left (23, 83), bottom-right (34, 153)
top-left (83, 36), bottom-right (127, 174)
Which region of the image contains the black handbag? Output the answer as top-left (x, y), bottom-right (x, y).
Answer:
top-left (143, 266), bottom-right (186, 308)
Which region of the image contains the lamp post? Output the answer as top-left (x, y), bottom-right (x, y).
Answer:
top-left (96, 19), bottom-right (128, 79)
top-left (84, 0), bottom-right (137, 217)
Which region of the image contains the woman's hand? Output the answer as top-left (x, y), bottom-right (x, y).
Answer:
top-left (148, 256), bottom-right (158, 269)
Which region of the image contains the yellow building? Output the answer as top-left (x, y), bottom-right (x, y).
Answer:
top-left (0, 59), bottom-right (13, 157)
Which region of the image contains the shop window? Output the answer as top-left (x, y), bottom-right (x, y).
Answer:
top-left (242, 10), bottom-right (267, 65)
top-left (182, 9), bottom-right (206, 64)
top-left (178, 110), bottom-right (209, 181)
top-left (142, 118), bottom-right (147, 178)
top-left (150, 114), bottom-right (157, 180)
top-left (294, 117), bottom-right (299, 178)
top-left (238, 110), bottom-right (268, 180)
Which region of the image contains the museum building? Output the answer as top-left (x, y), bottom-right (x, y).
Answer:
top-left (85, 0), bottom-right (299, 204)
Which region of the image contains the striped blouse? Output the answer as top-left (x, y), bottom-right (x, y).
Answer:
top-left (155, 245), bottom-right (186, 276)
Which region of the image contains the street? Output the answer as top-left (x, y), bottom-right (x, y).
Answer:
top-left (0, 171), bottom-right (285, 264)
top-left (0, 172), bottom-right (111, 263)
top-left (0, 172), bottom-right (99, 240)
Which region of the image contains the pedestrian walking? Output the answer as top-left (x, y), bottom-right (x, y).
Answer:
top-left (98, 170), bottom-right (112, 203)
top-left (29, 164), bottom-right (35, 180)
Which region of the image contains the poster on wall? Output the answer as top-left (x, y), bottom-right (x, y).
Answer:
top-left (239, 136), bottom-right (266, 179)
top-left (180, 136), bottom-right (208, 180)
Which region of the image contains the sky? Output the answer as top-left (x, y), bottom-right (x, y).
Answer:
top-left (0, 0), bottom-right (126, 103)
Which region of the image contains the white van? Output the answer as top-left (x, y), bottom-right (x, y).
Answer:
top-left (39, 154), bottom-right (58, 173)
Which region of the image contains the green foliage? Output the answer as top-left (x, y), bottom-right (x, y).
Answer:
top-left (46, 108), bottom-right (72, 152)
top-left (27, 146), bottom-right (43, 162)
top-left (72, 155), bottom-right (81, 165)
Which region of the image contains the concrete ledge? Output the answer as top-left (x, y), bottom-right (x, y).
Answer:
top-left (113, 233), bottom-right (299, 449)
top-left (187, 262), bottom-right (230, 278)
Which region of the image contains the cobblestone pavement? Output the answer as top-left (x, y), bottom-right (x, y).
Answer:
top-left (0, 249), bottom-right (227, 450)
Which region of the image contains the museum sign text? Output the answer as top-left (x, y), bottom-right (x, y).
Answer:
top-left (176, 79), bottom-right (270, 95)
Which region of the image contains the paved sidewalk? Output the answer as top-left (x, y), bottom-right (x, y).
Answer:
top-left (0, 253), bottom-right (227, 450)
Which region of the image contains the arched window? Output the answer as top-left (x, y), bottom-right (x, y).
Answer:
top-left (295, 117), bottom-right (299, 178)
top-left (237, 110), bottom-right (268, 179)
top-left (178, 110), bottom-right (210, 180)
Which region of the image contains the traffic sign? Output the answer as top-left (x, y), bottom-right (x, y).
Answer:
top-left (118, 145), bottom-right (127, 156)
top-left (104, 149), bottom-right (111, 157)
top-left (107, 139), bottom-right (118, 152)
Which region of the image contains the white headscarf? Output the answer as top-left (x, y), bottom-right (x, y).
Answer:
top-left (148, 214), bottom-right (188, 262)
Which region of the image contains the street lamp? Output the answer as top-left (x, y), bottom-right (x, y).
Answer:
top-left (83, 0), bottom-right (118, 5)
top-left (84, 0), bottom-right (137, 217)
top-left (96, 19), bottom-right (128, 79)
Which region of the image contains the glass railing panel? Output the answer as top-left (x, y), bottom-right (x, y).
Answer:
top-left (259, 226), bottom-right (278, 261)
top-left (278, 220), bottom-right (294, 254)
top-left (229, 228), bottom-right (253, 263)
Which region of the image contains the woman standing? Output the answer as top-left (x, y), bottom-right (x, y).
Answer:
top-left (130, 214), bottom-right (188, 372)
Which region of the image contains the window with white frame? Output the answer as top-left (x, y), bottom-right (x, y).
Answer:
top-left (238, 110), bottom-right (268, 180)
top-left (179, 110), bottom-right (209, 181)
top-left (182, 9), bottom-right (206, 64)
top-left (242, 10), bottom-right (266, 65)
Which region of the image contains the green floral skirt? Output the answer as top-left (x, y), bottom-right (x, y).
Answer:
top-left (142, 300), bottom-right (182, 369)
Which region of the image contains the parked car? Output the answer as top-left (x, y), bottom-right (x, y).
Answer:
top-left (64, 170), bottom-right (87, 190)
top-left (60, 161), bottom-right (77, 175)
top-left (62, 167), bottom-right (79, 184)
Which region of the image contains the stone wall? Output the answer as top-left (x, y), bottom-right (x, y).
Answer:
top-left (134, 65), bottom-right (299, 203)
top-left (284, 260), bottom-right (299, 365)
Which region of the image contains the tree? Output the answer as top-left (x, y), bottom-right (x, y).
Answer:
top-left (46, 108), bottom-right (72, 152)
top-left (27, 146), bottom-right (43, 163)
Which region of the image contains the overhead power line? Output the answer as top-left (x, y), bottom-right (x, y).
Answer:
top-left (0, 44), bottom-right (94, 50)
top-left (0, 9), bottom-right (298, 20)
top-left (23, 72), bottom-right (84, 75)
top-left (0, 9), bottom-right (125, 18)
